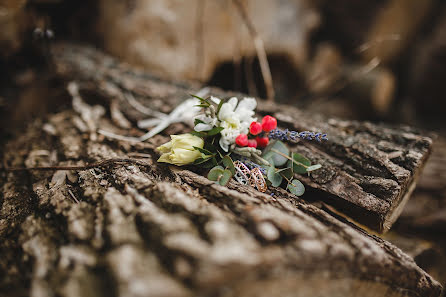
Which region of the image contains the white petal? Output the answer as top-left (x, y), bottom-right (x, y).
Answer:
top-left (194, 123), bottom-right (214, 132)
top-left (236, 109), bottom-right (255, 120)
top-left (218, 102), bottom-right (234, 120)
top-left (227, 97), bottom-right (238, 109)
top-left (236, 97), bottom-right (257, 113)
top-left (195, 114), bottom-right (207, 120)
top-left (210, 96), bottom-right (221, 104)
top-left (195, 114), bottom-right (214, 124)
top-left (219, 137), bottom-right (229, 152)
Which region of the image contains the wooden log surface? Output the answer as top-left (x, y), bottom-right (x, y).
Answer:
top-left (0, 42), bottom-right (442, 297)
top-left (52, 43), bottom-right (433, 234)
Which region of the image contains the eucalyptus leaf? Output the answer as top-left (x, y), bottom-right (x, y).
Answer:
top-left (262, 151), bottom-right (275, 167)
top-left (207, 166), bottom-right (224, 181)
top-left (210, 157), bottom-right (219, 167)
top-left (203, 157), bottom-right (219, 168)
top-left (222, 155), bottom-right (235, 175)
top-left (288, 160), bottom-right (304, 174)
top-left (281, 167), bottom-right (294, 180)
top-left (292, 153), bottom-right (311, 166)
top-left (287, 179), bottom-right (305, 196)
top-left (291, 153), bottom-right (310, 174)
top-left (218, 169), bottom-right (233, 186)
top-left (306, 164), bottom-right (322, 172)
top-left (263, 140), bottom-right (289, 167)
top-left (267, 166), bottom-right (283, 187)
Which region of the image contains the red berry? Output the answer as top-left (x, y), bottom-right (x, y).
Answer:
top-left (247, 139), bottom-right (257, 148)
top-left (249, 121), bottom-right (262, 135)
top-left (235, 134), bottom-right (248, 147)
top-left (256, 137), bottom-right (269, 148)
top-left (261, 115), bottom-right (277, 132)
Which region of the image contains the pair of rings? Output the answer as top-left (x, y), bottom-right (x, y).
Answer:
top-left (233, 161), bottom-right (267, 192)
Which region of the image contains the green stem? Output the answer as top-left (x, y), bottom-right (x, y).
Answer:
top-left (252, 153), bottom-right (270, 166)
top-left (270, 149), bottom-right (309, 168)
top-left (279, 172), bottom-right (292, 183)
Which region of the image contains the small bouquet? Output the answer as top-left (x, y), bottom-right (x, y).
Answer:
top-left (156, 95), bottom-right (327, 196)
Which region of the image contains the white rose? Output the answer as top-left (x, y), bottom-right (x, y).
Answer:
top-left (157, 134), bottom-right (204, 166)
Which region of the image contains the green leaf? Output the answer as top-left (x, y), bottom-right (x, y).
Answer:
top-left (218, 169), bottom-right (233, 186)
top-left (203, 141), bottom-right (217, 152)
top-left (190, 94), bottom-right (207, 103)
top-left (267, 166), bottom-right (283, 187)
top-left (263, 141), bottom-right (289, 167)
top-left (281, 167), bottom-right (294, 180)
top-left (272, 145), bottom-right (290, 167)
top-left (190, 131), bottom-right (205, 138)
top-left (306, 164), bottom-right (322, 172)
top-left (291, 153), bottom-right (311, 174)
top-left (194, 146), bottom-right (214, 155)
top-left (210, 156), bottom-right (219, 167)
top-left (288, 160), bottom-right (303, 174)
top-left (202, 157), bottom-right (218, 168)
top-left (193, 156), bottom-right (212, 165)
top-left (222, 155), bottom-right (235, 175)
top-left (262, 151), bottom-right (275, 167)
top-left (195, 104), bottom-right (210, 108)
top-left (207, 166), bottom-right (224, 181)
top-left (292, 153), bottom-right (311, 166)
top-left (275, 167), bottom-right (290, 173)
top-left (287, 179), bottom-right (305, 196)
top-left (207, 126), bottom-right (224, 136)
top-left (194, 118), bottom-right (205, 126)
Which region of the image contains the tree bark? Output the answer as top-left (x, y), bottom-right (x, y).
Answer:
top-left (52, 43), bottom-right (433, 233)
top-left (0, 42), bottom-right (441, 297)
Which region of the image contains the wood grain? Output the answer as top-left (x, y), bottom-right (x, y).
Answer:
top-left (52, 43), bottom-right (433, 233)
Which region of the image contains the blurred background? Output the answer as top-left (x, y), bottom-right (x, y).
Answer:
top-left (0, 0), bottom-right (445, 286)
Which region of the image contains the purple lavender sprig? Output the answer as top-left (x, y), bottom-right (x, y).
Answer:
top-left (268, 129), bottom-right (328, 142)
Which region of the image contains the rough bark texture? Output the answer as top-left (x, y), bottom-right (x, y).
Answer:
top-left (0, 43), bottom-right (442, 297)
top-left (392, 137), bottom-right (446, 286)
top-left (399, 137), bottom-right (446, 230)
top-left (52, 43), bottom-right (433, 233)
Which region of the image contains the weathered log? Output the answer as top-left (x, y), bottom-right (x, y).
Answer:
top-left (398, 137), bottom-right (446, 233)
top-left (388, 137), bottom-right (446, 287)
top-left (0, 42), bottom-right (443, 297)
top-left (0, 98), bottom-right (442, 296)
top-left (52, 43), bottom-right (433, 233)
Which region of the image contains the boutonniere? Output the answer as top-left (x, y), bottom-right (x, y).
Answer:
top-left (157, 95), bottom-right (327, 196)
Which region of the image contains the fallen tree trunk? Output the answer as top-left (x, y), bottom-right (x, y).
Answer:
top-left (0, 43), bottom-right (441, 297)
top-left (52, 43), bottom-right (433, 233)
